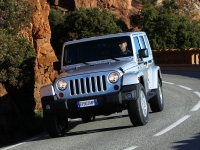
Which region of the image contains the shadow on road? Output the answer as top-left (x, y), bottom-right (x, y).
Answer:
top-left (66, 125), bottom-right (133, 136)
top-left (172, 132), bottom-right (200, 150)
top-left (68, 114), bottom-right (129, 131)
top-left (66, 114), bottom-right (134, 136)
top-left (33, 114), bottom-right (131, 140)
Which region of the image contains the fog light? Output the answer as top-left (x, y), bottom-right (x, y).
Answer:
top-left (59, 92), bottom-right (64, 98)
top-left (114, 85), bottom-right (119, 90)
top-left (46, 105), bottom-right (50, 110)
top-left (126, 93), bottom-right (132, 100)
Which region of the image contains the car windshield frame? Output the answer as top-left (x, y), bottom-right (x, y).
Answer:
top-left (63, 36), bottom-right (133, 66)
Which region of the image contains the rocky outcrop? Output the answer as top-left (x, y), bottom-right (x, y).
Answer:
top-left (96, 0), bottom-right (142, 28)
top-left (178, 0), bottom-right (200, 19)
top-left (30, 0), bottom-right (58, 109)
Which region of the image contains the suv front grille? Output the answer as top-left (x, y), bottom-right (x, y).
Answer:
top-left (69, 75), bottom-right (107, 95)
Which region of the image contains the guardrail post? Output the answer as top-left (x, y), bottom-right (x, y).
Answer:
top-left (191, 52), bottom-right (195, 64)
top-left (196, 52), bottom-right (199, 64)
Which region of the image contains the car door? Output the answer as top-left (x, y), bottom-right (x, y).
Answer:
top-left (143, 35), bottom-right (154, 67)
top-left (132, 36), bottom-right (150, 93)
top-left (138, 35), bottom-right (151, 92)
top-left (143, 35), bottom-right (155, 90)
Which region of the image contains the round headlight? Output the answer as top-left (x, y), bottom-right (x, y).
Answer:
top-left (57, 80), bottom-right (68, 91)
top-left (108, 72), bottom-right (119, 83)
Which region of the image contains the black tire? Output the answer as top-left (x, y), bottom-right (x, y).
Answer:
top-left (81, 116), bottom-right (95, 123)
top-left (149, 79), bottom-right (164, 112)
top-left (43, 113), bottom-right (68, 138)
top-left (127, 83), bottom-right (149, 126)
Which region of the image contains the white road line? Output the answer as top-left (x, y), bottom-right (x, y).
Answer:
top-left (162, 81), bottom-right (175, 85)
top-left (154, 115), bottom-right (190, 137)
top-left (191, 101), bottom-right (200, 111)
top-left (124, 146), bottom-right (138, 150)
top-left (177, 85), bottom-right (192, 91)
top-left (2, 135), bottom-right (42, 150)
top-left (194, 91), bottom-right (200, 98)
top-left (2, 143), bottom-right (24, 150)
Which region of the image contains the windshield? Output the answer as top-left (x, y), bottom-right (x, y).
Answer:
top-left (63, 36), bottom-right (133, 65)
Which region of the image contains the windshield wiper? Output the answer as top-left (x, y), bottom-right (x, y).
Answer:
top-left (82, 62), bottom-right (89, 65)
top-left (112, 58), bottom-right (120, 61)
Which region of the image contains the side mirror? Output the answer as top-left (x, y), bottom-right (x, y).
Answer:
top-left (53, 61), bottom-right (61, 71)
top-left (138, 48), bottom-right (149, 58)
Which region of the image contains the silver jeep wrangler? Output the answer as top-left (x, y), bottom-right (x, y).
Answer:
top-left (40, 32), bottom-right (164, 138)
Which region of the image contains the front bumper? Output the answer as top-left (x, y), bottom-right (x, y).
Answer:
top-left (41, 84), bottom-right (139, 117)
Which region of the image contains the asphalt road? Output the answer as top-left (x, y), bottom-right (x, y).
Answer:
top-left (2, 71), bottom-right (200, 150)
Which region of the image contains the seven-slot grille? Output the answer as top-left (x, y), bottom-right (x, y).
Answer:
top-left (69, 75), bottom-right (107, 95)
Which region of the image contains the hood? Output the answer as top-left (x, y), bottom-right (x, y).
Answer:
top-left (58, 58), bottom-right (137, 78)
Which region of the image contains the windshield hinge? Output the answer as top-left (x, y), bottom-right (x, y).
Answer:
top-left (118, 67), bottom-right (124, 73)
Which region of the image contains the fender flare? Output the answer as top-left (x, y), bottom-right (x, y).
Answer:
top-left (149, 65), bottom-right (162, 89)
top-left (40, 84), bottom-right (55, 98)
top-left (122, 71), bottom-right (143, 86)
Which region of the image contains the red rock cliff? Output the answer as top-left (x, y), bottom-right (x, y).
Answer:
top-left (30, 0), bottom-right (58, 109)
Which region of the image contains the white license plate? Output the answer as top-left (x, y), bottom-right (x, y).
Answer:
top-left (77, 99), bottom-right (98, 108)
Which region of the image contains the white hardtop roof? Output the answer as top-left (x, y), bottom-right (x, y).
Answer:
top-left (64, 32), bottom-right (146, 45)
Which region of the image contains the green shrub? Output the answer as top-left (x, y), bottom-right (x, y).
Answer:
top-left (130, 0), bottom-right (200, 49)
top-left (49, 9), bottom-right (67, 56)
top-left (49, 7), bottom-right (128, 55)
top-left (0, 30), bottom-right (35, 87)
top-left (0, 0), bottom-right (34, 35)
top-left (0, 0), bottom-right (35, 88)
top-left (0, 0), bottom-right (38, 144)
top-left (64, 7), bottom-right (123, 39)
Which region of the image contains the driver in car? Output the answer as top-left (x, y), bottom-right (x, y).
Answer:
top-left (118, 39), bottom-right (131, 56)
